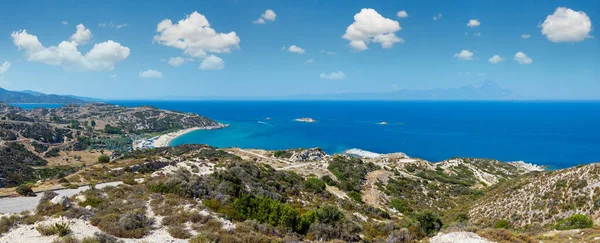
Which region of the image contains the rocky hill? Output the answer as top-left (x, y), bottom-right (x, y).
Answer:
top-left (0, 102), bottom-right (222, 189)
top-left (0, 144), bottom-right (597, 243)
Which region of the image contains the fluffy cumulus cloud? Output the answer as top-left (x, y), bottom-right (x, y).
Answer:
top-left (467, 19), bottom-right (481, 27)
top-left (514, 52), bottom-right (532, 64)
top-left (343, 8), bottom-right (404, 51)
top-left (488, 55), bottom-right (504, 64)
top-left (254, 9), bottom-right (276, 24)
top-left (320, 71), bottom-right (345, 80)
top-left (397, 10), bottom-right (408, 18)
top-left (0, 61), bottom-right (11, 75)
top-left (199, 55), bottom-right (224, 70)
top-left (153, 11), bottom-right (240, 70)
top-left (11, 24), bottom-right (130, 72)
top-left (453, 50), bottom-right (475, 60)
top-left (168, 56), bottom-right (187, 67)
top-left (522, 34), bottom-right (531, 39)
top-left (541, 7), bottom-right (592, 43)
top-left (138, 69), bottom-right (162, 78)
top-left (287, 45), bottom-right (305, 54)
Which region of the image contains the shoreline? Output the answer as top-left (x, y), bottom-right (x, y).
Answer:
top-left (152, 124), bottom-right (227, 148)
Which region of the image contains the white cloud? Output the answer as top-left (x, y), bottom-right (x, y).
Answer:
top-left (70, 24), bottom-right (92, 44)
top-left (138, 69), bottom-right (162, 78)
top-left (11, 25), bottom-right (130, 72)
top-left (199, 55), bottom-right (224, 70)
top-left (98, 21), bottom-right (126, 29)
top-left (116, 24), bottom-right (127, 29)
top-left (467, 19), bottom-right (481, 27)
top-left (474, 32), bottom-right (481, 36)
top-left (168, 56), bottom-right (187, 67)
top-left (453, 50), bottom-right (475, 60)
top-left (254, 9), bottom-right (277, 24)
top-left (522, 34), bottom-right (531, 39)
top-left (61, 21), bottom-right (68, 25)
top-left (541, 7), bottom-right (592, 43)
top-left (305, 59), bottom-right (313, 63)
top-left (514, 52), bottom-right (532, 64)
top-left (343, 9), bottom-right (403, 51)
top-left (397, 10), bottom-right (408, 18)
top-left (110, 74), bottom-right (117, 78)
top-left (287, 45), bottom-right (305, 54)
top-left (488, 55), bottom-right (504, 64)
top-left (154, 11), bottom-right (240, 70)
top-left (320, 71), bottom-right (345, 80)
top-left (0, 61), bottom-right (11, 74)
top-left (433, 13), bottom-right (442, 21)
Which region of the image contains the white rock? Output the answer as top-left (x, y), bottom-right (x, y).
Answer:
top-left (50, 195), bottom-right (69, 208)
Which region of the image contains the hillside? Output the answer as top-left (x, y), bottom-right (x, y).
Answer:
top-left (0, 102), bottom-right (223, 189)
top-left (0, 88), bottom-right (85, 104)
top-left (0, 142), bottom-right (599, 242)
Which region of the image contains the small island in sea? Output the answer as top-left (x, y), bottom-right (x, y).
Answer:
top-left (294, 117), bottom-right (317, 123)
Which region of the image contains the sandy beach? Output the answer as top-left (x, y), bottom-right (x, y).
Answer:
top-left (152, 124), bottom-right (226, 148)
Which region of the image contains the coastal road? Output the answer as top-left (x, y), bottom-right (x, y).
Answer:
top-left (0, 182), bottom-right (122, 214)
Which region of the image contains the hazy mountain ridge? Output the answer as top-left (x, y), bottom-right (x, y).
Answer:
top-left (0, 88), bottom-right (91, 103)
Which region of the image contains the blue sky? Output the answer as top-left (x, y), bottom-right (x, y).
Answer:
top-left (0, 0), bottom-right (597, 99)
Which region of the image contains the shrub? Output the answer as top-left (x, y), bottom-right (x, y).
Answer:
top-left (41, 191), bottom-right (59, 201)
top-left (347, 191), bottom-right (362, 203)
top-left (16, 185), bottom-right (36, 197)
top-left (555, 214), bottom-right (594, 230)
top-left (390, 198), bottom-right (412, 214)
top-left (304, 178), bottom-right (326, 193)
top-left (36, 223), bottom-right (57, 236)
top-left (167, 225), bottom-right (192, 239)
top-left (314, 205), bottom-right (344, 225)
top-left (412, 211), bottom-right (443, 237)
top-left (54, 222), bottom-right (72, 237)
top-left (81, 232), bottom-right (120, 243)
top-left (494, 219), bottom-right (511, 229)
top-left (321, 175), bottom-right (336, 186)
top-left (45, 148), bottom-right (61, 158)
top-left (98, 155), bottom-right (110, 163)
top-left (79, 197), bottom-right (104, 208)
top-left (51, 235), bottom-right (79, 243)
top-left (0, 215), bottom-right (20, 234)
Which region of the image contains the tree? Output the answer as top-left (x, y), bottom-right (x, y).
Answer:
top-left (98, 154), bottom-right (110, 163)
top-left (91, 120), bottom-right (96, 127)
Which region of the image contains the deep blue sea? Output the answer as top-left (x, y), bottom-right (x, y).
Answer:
top-left (13, 101), bottom-right (600, 169)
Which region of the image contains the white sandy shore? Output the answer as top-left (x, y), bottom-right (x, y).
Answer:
top-left (152, 124), bottom-right (226, 148)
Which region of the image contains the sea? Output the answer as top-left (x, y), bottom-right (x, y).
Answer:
top-left (13, 101), bottom-right (600, 169)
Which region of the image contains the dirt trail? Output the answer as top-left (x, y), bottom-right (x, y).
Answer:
top-left (361, 170), bottom-right (392, 210)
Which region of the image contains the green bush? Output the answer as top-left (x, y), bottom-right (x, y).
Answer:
top-left (79, 197), bottom-right (104, 208)
top-left (347, 191), bottom-right (362, 203)
top-left (390, 198), bottom-right (412, 214)
top-left (321, 175), bottom-right (336, 186)
top-left (98, 155), bottom-right (110, 163)
top-left (16, 185), bottom-right (36, 197)
top-left (555, 214), bottom-right (593, 230)
top-left (304, 178), bottom-right (326, 193)
top-left (412, 211), bottom-right (443, 237)
top-left (494, 219), bottom-right (511, 229)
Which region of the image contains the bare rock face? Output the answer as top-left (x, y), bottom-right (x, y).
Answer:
top-left (289, 148), bottom-right (328, 162)
top-left (50, 195), bottom-right (70, 208)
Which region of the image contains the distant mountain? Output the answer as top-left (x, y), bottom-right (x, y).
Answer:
top-left (0, 88), bottom-right (87, 104)
top-left (21, 90), bottom-right (102, 102)
top-left (285, 80), bottom-right (521, 100)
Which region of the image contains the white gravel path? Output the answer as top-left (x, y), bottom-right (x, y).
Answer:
top-left (430, 232), bottom-right (493, 243)
top-left (0, 182), bottom-right (122, 214)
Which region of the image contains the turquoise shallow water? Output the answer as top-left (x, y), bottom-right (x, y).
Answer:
top-left (110, 100), bottom-right (600, 169)
top-left (13, 101), bottom-right (600, 169)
